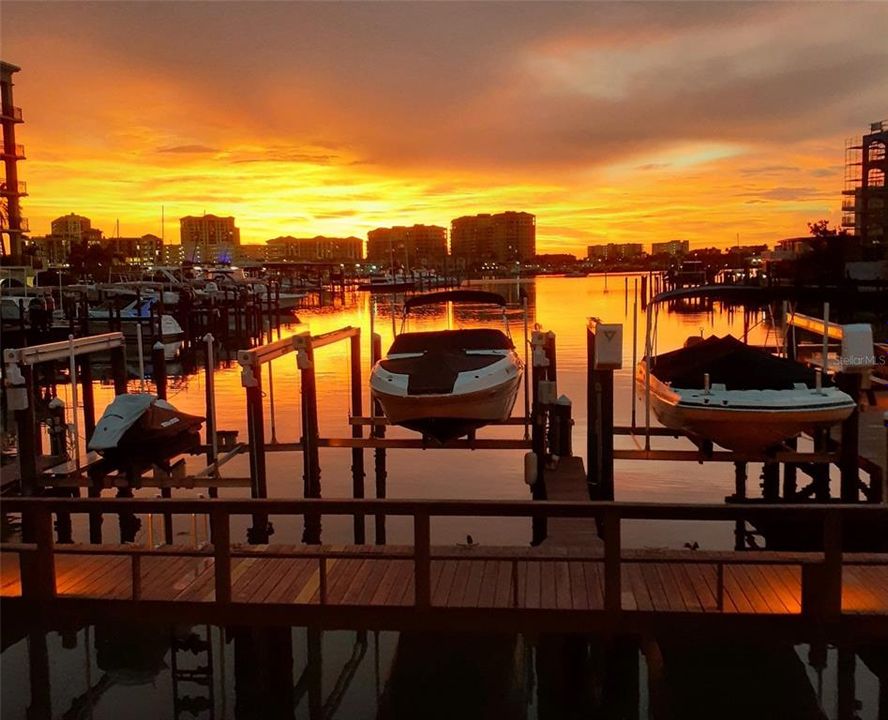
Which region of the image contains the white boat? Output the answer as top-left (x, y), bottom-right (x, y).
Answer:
top-left (370, 290), bottom-right (523, 442)
top-left (636, 335), bottom-right (856, 453)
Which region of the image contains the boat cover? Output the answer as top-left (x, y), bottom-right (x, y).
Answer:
top-left (404, 290), bottom-right (507, 310)
top-left (88, 394), bottom-right (188, 450)
top-left (389, 328), bottom-right (512, 354)
top-left (650, 335), bottom-right (824, 391)
top-left (381, 351), bottom-right (502, 395)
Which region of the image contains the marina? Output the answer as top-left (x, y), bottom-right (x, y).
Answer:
top-left (2, 6), bottom-right (888, 714)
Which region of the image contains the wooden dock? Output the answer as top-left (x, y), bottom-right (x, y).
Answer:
top-left (2, 498), bottom-right (886, 640)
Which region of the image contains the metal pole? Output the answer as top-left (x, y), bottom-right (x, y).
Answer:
top-left (822, 302), bottom-right (830, 372)
top-left (631, 278), bottom-right (638, 431)
top-left (643, 302), bottom-right (653, 451)
top-left (68, 335), bottom-right (82, 472)
top-left (523, 295), bottom-right (530, 440)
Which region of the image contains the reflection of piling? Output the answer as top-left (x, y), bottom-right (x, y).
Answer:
top-left (372, 333), bottom-right (387, 544)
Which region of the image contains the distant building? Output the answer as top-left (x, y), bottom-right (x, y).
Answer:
top-left (266, 235), bottom-right (364, 263)
top-left (180, 214), bottom-right (240, 263)
top-left (651, 240), bottom-right (689, 257)
top-left (161, 244), bottom-right (184, 265)
top-left (50, 213), bottom-right (103, 246)
top-left (366, 225), bottom-right (446, 267)
top-left (587, 243), bottom-right (644, 262)
top-left (29, 235), bottom-right (69, 265)
top-left (450, 212), bottom-right (535, 266)
top-left (842, 120), bottom-right (887, 247)
top-left (105, 234), bottom-right (163, 265)
top-left (235, 244), bottom-right (268, 262)
top-left (1, 60), bottom-right (28, 260)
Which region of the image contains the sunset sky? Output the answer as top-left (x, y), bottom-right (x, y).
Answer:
top-left (3, 1), bottom-right (887, 255)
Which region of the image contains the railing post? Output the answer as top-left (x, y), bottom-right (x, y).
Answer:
top-left (603, 510), bottom-right (621, 615)
top-left (210, 508), bottom-right (231, 603)
top-left (414, 511), bottom-right (431, 608)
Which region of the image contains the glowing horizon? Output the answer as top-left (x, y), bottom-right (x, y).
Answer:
top-left (3, 2), bottom-right (886, 255)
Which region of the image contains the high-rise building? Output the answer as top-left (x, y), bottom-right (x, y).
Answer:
top-left (450, 212), bottom-right (535, 266)
top-left (842, 120), bottom-right (887, 247)
top-left (366, 225), bottom-right (446, 267)
top-left (180, 214), bottom-right (240, 263)
top-left (651, 240), bottom-right (689, 256)
top-left (1, 61), bottom-right (28, 260)
top-left (266, 235), bottom-right (363, 263)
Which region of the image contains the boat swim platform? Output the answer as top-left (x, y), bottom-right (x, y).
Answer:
top-left (2, 497), bottom-right (886, 641)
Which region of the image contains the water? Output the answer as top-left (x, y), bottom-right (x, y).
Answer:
top-left (3, 275), bottom-right (883, 718)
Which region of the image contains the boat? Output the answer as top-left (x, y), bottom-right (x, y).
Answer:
top-left (88, 393), bottom-right (204, 467)
top-left (370, 290), bottom-right (523, 442)
top-left (636, 334), bottom-right (856, 453)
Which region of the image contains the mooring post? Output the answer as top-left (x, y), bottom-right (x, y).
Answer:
top-left (350, 330), bottom-right (366, 544)
top-left (110, 345), bottom-right (127, 396)
top-left (586, 320), bottom-right (618, 500)
top-left (299, 338), bottom-right (322, 544)
top-left (10, 364), bottom-right (38, 497)
top-left (813, 429), bottom-right (831, 501)
top-left (835, 372), bottom-right (861, 502)
top-left (371, 332), bottom-right (387, 544)
top-left (204, 333), bottom-right (219, 499)
top-left (245, 359), bottom-right (270, 544)
top-left (151, 342), bottom-right (168, 400)
top-left (78, 354), bottom-right (96, 439)
top-left (152, 342), bottom-right (173, 543)
top-left (530, 330), bottom-right (549, 546)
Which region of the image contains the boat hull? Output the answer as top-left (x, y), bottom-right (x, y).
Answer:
top-left (636, 361), bottom-right (855, 454)
top-left (372, 371), bottom-right (521, 442)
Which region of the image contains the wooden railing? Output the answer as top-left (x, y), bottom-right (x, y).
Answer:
top-left (1, 498), bottom-right (886, 621)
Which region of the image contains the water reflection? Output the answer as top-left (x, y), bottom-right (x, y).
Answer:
top-left (3, 621), bottom-right (885, 719)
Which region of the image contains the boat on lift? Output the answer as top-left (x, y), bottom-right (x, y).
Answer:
top-left (89, 394), bottom-right (204, 468)
top-left (636, 334), bottom-right (856, 453)
top-left (370, 290), bottom-right (524, 442)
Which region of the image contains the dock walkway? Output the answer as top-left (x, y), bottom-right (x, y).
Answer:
top-left (2, 497), bottom-right (886, 639)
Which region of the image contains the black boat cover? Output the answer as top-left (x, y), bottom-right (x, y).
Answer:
top-left (403, 290), bottom-right (507, 310)
top-left (650, 335), bottom-right (824, 390)
top-left (381, 351), bottom-right (502, 395)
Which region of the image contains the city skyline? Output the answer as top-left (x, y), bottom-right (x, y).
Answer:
top-left (3, 2), bottom-right (887, 254)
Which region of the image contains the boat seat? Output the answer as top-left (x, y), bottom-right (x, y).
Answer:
top-left (381, 349), bottom-right (502, 395)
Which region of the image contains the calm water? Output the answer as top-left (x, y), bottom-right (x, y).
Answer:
top-left (3, 276), bottom-right (883, 718)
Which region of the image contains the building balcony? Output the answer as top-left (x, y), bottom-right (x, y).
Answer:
top-left (0, 106), bottom-right (23, 122)
top-left (1, 143), bottom-right (25, 159)
top-left (0, 181), bottom-right (27, 196)
top-left (0, 217), bottom-right (29, 233)
top-left (842, 199), bottom-right (856, 211)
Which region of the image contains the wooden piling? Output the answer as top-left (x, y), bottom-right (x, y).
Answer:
top-left (300, 341), bottom-right (322, 545)
top-left (371, 332), bottom-right (387, 544)
top-left (151, 342), bottom-right (168, 400)
top-left (246, 361), bottom-right (270, 543)
top-left (350, 331), bottom-right (366, 543)
top-left (586, 324), bottom-right (615, 500)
